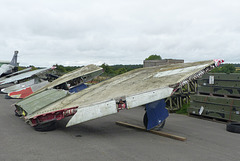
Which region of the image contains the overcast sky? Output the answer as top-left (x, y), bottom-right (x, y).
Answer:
top-left (0, 0), bottom-right (240, 67)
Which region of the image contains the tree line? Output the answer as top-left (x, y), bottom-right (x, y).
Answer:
top-left (210, 64), bottom-right (240, 74)
top-left (19, 55), bottom-right (240, 76)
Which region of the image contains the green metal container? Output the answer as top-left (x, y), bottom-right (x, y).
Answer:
top-left (189, 73), bottom-right (240, 121)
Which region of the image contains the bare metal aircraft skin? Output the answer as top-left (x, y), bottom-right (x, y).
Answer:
top-left (3, 64), bottom-right (103, 99)
top-left (15, 60), bottom-right (223, 131)
top-left (0, 67), bottom-right (32, 80)
top-left (0, 67), bottom-right (52, 86)
top-left (15, 64), bottom-right (104, 124)
top-left (2, 80), bottom-right (49, 99)
top-left (0, 51), bottom-right (18, 77)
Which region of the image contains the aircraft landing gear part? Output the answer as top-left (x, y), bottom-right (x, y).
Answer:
top-left (226, 122), bottom-right (240, 133)
top-left (34, 121), bottom-right (57, 132)
top-left (143, 112), bottom-right (166, 131)
top-left (14, 109), bottom-right (22, 117)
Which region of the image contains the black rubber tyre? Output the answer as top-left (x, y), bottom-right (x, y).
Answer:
top-left (34, 121), bottom-right (57, 132)
top-left (153, 120), bottom-right (166, 131)
top-left (14, 110), bottom-right (22, 117)
top-left (143, 112), bottom-right (148, 129)
top-left (226, 122), bottom-right (240, 134)
top-left (143, 112), bottom-right (165, 130)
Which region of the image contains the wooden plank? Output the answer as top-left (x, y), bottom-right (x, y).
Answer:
top-left (115, 121), bottom-right (187, 141)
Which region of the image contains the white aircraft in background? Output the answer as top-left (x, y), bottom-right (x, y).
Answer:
top-left (0, 51), bottom-right (18, 77)
top-left (0, 67), bottom-right (56, 87)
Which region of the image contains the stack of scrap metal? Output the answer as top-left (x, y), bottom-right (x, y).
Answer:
top-left (188, 73), bottom-right (240, 121)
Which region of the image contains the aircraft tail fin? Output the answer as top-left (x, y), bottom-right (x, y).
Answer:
top-left (10, 51), bottom-right (18, 66)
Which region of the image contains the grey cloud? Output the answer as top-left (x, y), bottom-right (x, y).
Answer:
top-left (1, 0), bottom-right (240, 67)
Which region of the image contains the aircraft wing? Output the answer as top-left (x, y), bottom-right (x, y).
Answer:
top-left (0, 68), bottom-right (49, 86)
top-left (0, 68), bottom-right (5, 77)
top-left (3, 67), bottom-right (32, 78)
top-left (8, 64), bottom-right (103, 99)
top-left (23, 60), bottom-right (223, 127)
top-left (0, 64), bottom-right (14, 77)
top-left (32, 64), bottom-right (103, 95)
top-left (1, 79), bottom-right (36, 94)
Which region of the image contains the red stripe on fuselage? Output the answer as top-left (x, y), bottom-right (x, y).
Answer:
top-left (9, 87), bottom-right (33, 98)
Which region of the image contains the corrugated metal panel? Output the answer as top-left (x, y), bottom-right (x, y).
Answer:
top-left (16, 89), bottom-right (69, 115)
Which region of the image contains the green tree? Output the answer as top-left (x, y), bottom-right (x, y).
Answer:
top-left (222, 64), bottom-right (236, 73)
top-left (145, 54), bottom-right (162, 60)
top-left (28, 65), bottom-right (37, 70)
top-left (116, 68), bottom-right (127, 75)
top-left (55, 64), bottom-right (67, 73)
top-left (100, 63), bottom-right (115, 76)
top-left (211, 64), bottom-right (236, 74)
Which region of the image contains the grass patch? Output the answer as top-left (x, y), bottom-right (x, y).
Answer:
top-left (175, 103), bottom-right (190, 115)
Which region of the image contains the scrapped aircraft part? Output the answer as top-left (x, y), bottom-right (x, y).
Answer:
top-left (16, 65), bottom-right (103, 122)
top-left (8, 81), bottom-right (49, 99)
top-left (143, 114), bottom-right (166, 130)
top-left (15, 109), bottom-right (22, 117)
top-left (0, 68), bottom-right (49, 85)
top-left (66, 100), bottom-right (117, 127)
top-left (15, 89), bottom-right (69, 116)
top-left (1, 79), bottom-right (35, 94)
top-left (66, 88), bottom-right (172, 127)
top-left (17, 60), bottom-right (223, 129)
top-left (126, 87), bottom-right (173, 109)
top-left (69, 83), bottom-right (88, 93)
top-left (0, 64), bottom-right (14, 77)
top-left (214, 59), bottom-right (224, 66)
top-left (154, 64), bottom-right (207, 78)
top-left (144, 99), bottom-right (169, 130)
top-left (2, 67), bottom-right (32, 79)
top-left (8, 87), bottom-right (33, 99)
top-left (29, 107), bottom-right (78, 127)
top-left (34, 64), bottom-right (103, 94)
top-left (153, 120), bottom-right (166, 131)
top-left (28, 60), bottom-right (219, 123)
top-left (34, 121), bottom-right (57, 132)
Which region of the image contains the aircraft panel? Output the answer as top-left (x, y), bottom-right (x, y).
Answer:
top-left (25, 60), bottom-right (217, 123)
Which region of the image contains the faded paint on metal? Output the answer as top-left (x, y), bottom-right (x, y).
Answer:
top-left (154, 64), bottom-right (207, 78)
top-left (1, 79), bottom-right (35, 93)
top-left (66, 100), bottom-right (117, 127)
top-left (25, 60), bottom-right (217, 125)
top-left (126, 87), bottom-right (173, 108)
top-left (28, 64), bottom-right (103, 97)
top-left (16, 89), bottom-right (69, 115)
top-left (8, 81), bottom-right (49, 98)
top-left (0, 67), bottom-right (32, 80)
top-left (0, 68), bottom-right (49, 85)
top-left (17, 64), bottom-right (103, 116)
